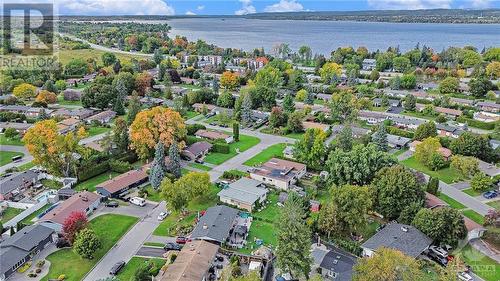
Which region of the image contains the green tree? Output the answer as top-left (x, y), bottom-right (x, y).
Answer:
top-left (276, 194), bottom-right (312, 279)
top-left (233, 122), bottom-right (240, 142)
top-left (450, 132), bottom-right (495, 162)
top-left (318, 202), bottom-right (340, 239)
top-left (371, 165), bottom-right (425, 219)
top-left (304, 91), bottom-right (314, 105)
top-left (326, 144), bottom-right (396, 186)
top-left (403, 94), bottom-right (416, 111)
top-left (217, 91), bottom-right (235, 108)
top-left (73, 228), bottom-right (101, 259)
top-left (4, 127), bottom-right (19, 139)
top-left (293, 128), bottom-right (326, 169)
top-left (468, 77), bottom-right (493, 98)
top-left (269, 106), bottom-right (286, 129)
top-left (397, 202), bottom-right (423, 225)
top-left (296, 89), bottom-right (307, 102)
top-left (413, 122), bottom-right (437, 141)
top-left (330, 184), bottom-right (372, 234)
top-left (450, 155), bottom-right (479, 179)
top-left (241, 93), bottom-right (253, 126)
top-left (426, 177), bottom-right (439, 195)
top-left (392, 56), bottom-right (411, 72)
top-left (414, 137), bottom-right (444, 170)
top-left (319, 62), bottom-right (342, 84)
top-left (101, 52), bottom-right (117, 67)
top-left (160, 172), bottom-right (211, 211)
top-left (400, 74), bottom-right (416, 89)
top-left (282, 93), bottom-right (295, 113)
top-left (438, 77), bottom-right (459, 94)
top-left (412, 207), bottom-right (466, 247)
top-left (150, 142), bottom-right (166, 189)
top-left (166, 141), bottom-right (181, 178)
top-left (372, 123), bottom-right (388, 152)
top-left (153, 49), bottom-right (163, 65)
top-left (127, 91), bottom-right (141, 125)
top-left (470, 172), bottom-right (493, 191)
top-left (337, 125), bottom-right (353, 151)
top-left (286, 111), bottom-right (304, 133)
top-left (112, 117), bottom-right (129, 153)
top-left (328, 91), bottom-right (359, 124)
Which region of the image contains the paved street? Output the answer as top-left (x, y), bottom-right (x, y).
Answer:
top-left (0, 145), bottom-right (33, 174)
top-left (83, 201), bottom-right (166, 281)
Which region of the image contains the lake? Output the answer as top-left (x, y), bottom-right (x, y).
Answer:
top-left (166, 18), bottom-right (500, 54)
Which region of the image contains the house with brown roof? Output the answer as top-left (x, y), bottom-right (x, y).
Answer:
top-left (302, 121), bottom-right (330, 132)
top-left (57, 118), bottom-right (81, 134)
top-left (158, 240), bottom-right (219, 281)
top-left (39, 191), bottom-right (101, 231)
top-left (250, 158), bottom-right (307, 190)
top-left (96, 168), bottom-right (149, 198)
top-left (0, 122), bottom-right (33, 136)
top-left (476, 101), bottom-right (500, 113)
top-left (181, 141), bottom-right (213, 161)
top-left (195, 129), bottom-right (233, 143)
top-left (192, 103), bottom-right (216, 113)
top-left (85, 110), bottom-right (116, 124)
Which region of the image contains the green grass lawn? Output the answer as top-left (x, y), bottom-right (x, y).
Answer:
top-left (243, 143), bottom-right (286, 166)
top-left (400, 156), bottom-right (463, 184)
top-left (74, 172), bottom-right (120, 192)
top-left (463, 188), bottom-right (483, 197)
top-left (20, 203), bottom-right (52, 225)
top-left (457, 244), bottom-right (500, 281)
top-left (153, 184), bottom-right (220, 236)
top-left (41, 179), bottom-right (63, 189)
top-left (204, 134), bottom-right (260, 165)
top-left (0, 134), bottom-right (24, 146)
top-left (252, 193), bottom-right (280, 222)
top-left (438, 193), bottom-right (467, 210)
top-left (239, 220), bottom-right (277, 254)
top-left (58, 49), bottom-right (145, 65)
top-left (285, 132), bottom-right (304, 140)
top-left (0, 150), bottom-right (24, 167)
top-left (57, 95), bottom-right (82, 106)
top-left (42, 214), bottom-right (138, 281)
top-left (188, 162), bottom-right (212, 171)
top-left (87, 126), bottom-right (112, 137)
top-left (183, 110), bottom-right (199, 120)
top-left (145, 185), bottom-right (161, 202)
top-left (0, 207), bottom-right (24, 223)
top-left (116, 257), bottom-right (165, 281)
top-left (391, 148), bottom-right (408, 157)
top-left (487, 200), bottom-right (500, 210)
top-left (462, 210), bottom-right (485, 225)
top-left (19, 161), bottom-right (35, 171)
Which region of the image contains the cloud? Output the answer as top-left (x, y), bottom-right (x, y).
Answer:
top-left (185, 10), bottom-right (196, 15)
top-left (264, 0), bottom-right (304, 12)
top-left (235, 0), bottom-right (256, 15)
top-left (197, 5), bottom-right (205, 11)
top-left (468, 0), bottom-right (491, 8)
top-left (367, 0), bottom-right (452, 10)
top-left (57, 0), bottom-right (175, 15)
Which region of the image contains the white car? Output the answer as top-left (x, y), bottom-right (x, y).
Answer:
top-left (457, 272), bottom-right (473, 281)
top-left (157, 212), bottom-right (169, 221)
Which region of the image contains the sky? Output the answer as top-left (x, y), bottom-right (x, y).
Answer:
top-left (5, 0), bottom-right (500, 16)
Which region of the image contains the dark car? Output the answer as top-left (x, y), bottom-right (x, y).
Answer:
top-left (105, 201), bottom-right (119, 208)
top-left (110, 261), bottom-right (125, 275)
top-left (483, 190), bottom-right (498, 199)
top-left (176, 236), bottom-right (188, 244)
top-left (164, 242), bottom-right (182, 251)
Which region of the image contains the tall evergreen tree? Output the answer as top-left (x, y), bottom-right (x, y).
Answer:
top-left (241, 93), bottom-right (253, 126)
top-left (150, 142), bottom-right (166, 189)
top-left (373, 123), bottom-right (388, 152)
top-left (127, 91), bottom-right (141, 125)
top-left (167, 141), bottom-right (181, 178)
top-left (112, 117), bottom-right (129, 153)
top-left (113, 60), bottom-right (121, 74)
top-left (212, 78), bottom-right (219, 94)
top-left (233, 122), bottom-right (240, 142)
top-left (304, 91), bottom-right (314, 105)
top-left (282, 93), bottom-right (295, 113)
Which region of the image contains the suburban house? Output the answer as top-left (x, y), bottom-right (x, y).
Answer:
top-left (39, 191), bottom-right (101, 231)
top-left (0, 122), bottom-right (33, 136)
top-left (139, 96), bottom-right (164, 107)
top-left (84, 110), bottom-right (116, 124)
top-left (476, 101), bottom-right (500, 113)
top-left (373, 98), bottom-right (401, 107)
top-left (190, 205), bottom-right (239, 244)
top-left (316, 93), bottom-right (332, 102)
top-left (411, 91), bottom-right (434, 101)
top-left (195, 129), bottom-right (234, 144)
top-left (361, 223), bottom-right (432, 258)
top-left (0, 170), bottom-right (43, 201)
top-left (0, 105), bottom-right (53, 118)
top-left (331, 125), bottom-right (370, 138)
top-left (302, 121), bottom-right (330, 132)
top-left (362, 59), bottom-right (376, 70)
top-left (0, 224), bottom-right (55, 280)
top-left (181, 141), bottom-right (213, 161)
top-left (386, 134), bottom-right (411, 149)
top-left (450, 97), bottom-right (475, 107)
top-left (312, 245), bottom-right (357, 281)
top-left (96, 169), bottom-right (149, 198)
top-left (250, 158), bottom-right (307, 190)
top-left (217, 178), bottom-right (269, 212)
top-left (409, 140), bottom-right (452, 160)
top-left (436, 123), bottom-right (464, 138)
top-left (473, 111), bottom-right (500, 123)
top-left (158, 240), bottom-right (220, 281)
top-left (418, 82), bottom-right (438, 91)
top-left (51, 108), bottom-right (94, 120)
top-left (192, 103), bottom-right (216, 113)
top-left (415, 104), bottom-right (462, 118)
top-left (358, 111), bottom-right (386, 124)
top-left (57, 118), bottom-right (81, 134)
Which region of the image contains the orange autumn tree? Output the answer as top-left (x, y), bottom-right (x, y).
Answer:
top-left (129, 106), bottom-right (186, 160)
top-left (220, 71), bottom-right (239, 90)
top-left (135, 72), bottom-right (153, 95)
top-left (36, 90), bottom-right (57, 104)
top-left (23, 120), bottom-right (85, 176)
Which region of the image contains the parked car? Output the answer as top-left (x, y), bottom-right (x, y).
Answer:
top-left (482, 190), bottom-right (498, 199)
top-left (205, 112), bottom-right (215, 118)
top-left (157, 212), bottom-right (169, 221)
top-left (110, 261), bottom-right (125, 275)
top-left (163, 242), bottom-right (182, 251)
top-left (105, 201), bottom-right (119, 208)
top-left (176, 236), bottom-right (188, 244)
top-left (457, 271), bottom-right (473, 281)
top-left (195, 158), bottom-right (204, 164)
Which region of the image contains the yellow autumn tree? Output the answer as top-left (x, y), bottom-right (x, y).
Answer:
top-left (36, 90), bottom-right (58, 104)
top-left (486, 61), bottom-right (500, 79)
top-left (319, 62), bottom-right (342, 83)
top-left (13, 83), bottom-right (37, 99)
top-left (129, 106), bottom-right (186, 160)
top-left (220, 71), bottom-right (239, 90)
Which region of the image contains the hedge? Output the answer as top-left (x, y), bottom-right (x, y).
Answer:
top-left (213, 143), bottom-right (230, 154)
top-left (77, 161), bottom-right (110, 182)
top-left (186, 135), bottom-right (199, 145)
top-left (457, 116), bottom-right (495, 130)
top-left (387, 126), bottom-right (414, 139)
top-left (186, 124), bottom-right (206, 135)
top-left (109, 160), bottom-right (132, 173)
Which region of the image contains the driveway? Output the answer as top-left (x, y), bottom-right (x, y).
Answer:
top-left (136, 246), bottom-right (167, 258)
top-left (83, 201), bottom-right (166, 281)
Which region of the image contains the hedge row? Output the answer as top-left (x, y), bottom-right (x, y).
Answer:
top-left (213, 143), bottom-right (230, 154)
top-left (77, 152), bottom-right (138, 182)
top-left (457, 116), bottom-right (495, 130)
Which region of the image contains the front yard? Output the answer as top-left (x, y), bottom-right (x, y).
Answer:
top-left (243, 143), bottom-right (286, 167)
top-left (0, 150), bottom-right (24, 167)
top-left (457, 244), bottom-right (500, 281)
top-left (204, 134), bottom-right (260, 165)
top-left (0, 207), bottom-right (24, 223)
top-left (400, 156), bottom-right (464, 184)
top-left (487, 200), bottom-right (500, 210)
top-left (42, 214), bottom-right (138, 281)
top-left (116, 257), bottom-right (165, 281)
top-left (461, 210), bottom-right (485, 225)
top-left (86, 126), bottom-right (112, 137)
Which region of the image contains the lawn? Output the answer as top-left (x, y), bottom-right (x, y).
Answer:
top-left (487, 200), bottom-right (500, 210)
top-left (462, 210), bottom-right (485, 225)
top-left (58, 49), bottom-right (145, 65)
top-left (153, 184), bottom-right (220, 236)
top-left (285, 132), bottom-right (304, 140)
top-left (188, 162), bottom-right (212, 171)
top-left (457, 244), bottom-right (500, 281)
top-left (19, 161), bottom-right (36, 171)
top-left (260, 127), bottom-right (303, 140)
top-left (438, 193), bottom-right (466, 210)
top-left (243, 143), bottom-right (286, 166)
top-left (74, 172), bottom-right (120, 192)
top-left (183, 111), bottom-right (199, 120)
top-left (87, 126), bottom-right (112, 137)
top-left (239, 220), bottom-right (277, 255)
top-left (42, 214), bottom-right (138, 281)
top-left (252, 193), bottom-right (280, 222)
top-left (41, 179), bottom-right (63, 190)
top-left (0, 134), bottom-right (24, 146)
top-left (400, 156), bottom-right (463, 184)
top-left (20, 203), bottom-right (52, 225)
top-left (0, 150), bottom-right (24, 167)
top-left (145, 185), bottom-right (161, 202)
top-left (57, 95), bottom-right (82, 106)
top-left (463, 188), bottom-right (483, 197)
top-left (0, 207), bottom-right (24, 223)
top-left (204, 134), bottom-right (261, 165)
top-left (116, 257), bottom-right (165, 281)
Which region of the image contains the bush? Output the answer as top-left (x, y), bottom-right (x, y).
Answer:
top-left (186, 135), bottom-right (198, 145)
top-left (387, 126), bottom-right (414, 138)
top-left (109, 160), bottom-right (132, 173)
top-left (17, 262), bottom-right (31, 273)
top-left (213, 143), bottom-right (230, 154)
top-left (36, 260), bottom-right (45, 268)
top-left (457, 116), bottom-right (495, 130)
top-left (186, 124), bottom-right (206, 135)
top-left (28, 273), bottom-right (37, 278)
top-left (77, 161), bottom-right (110, 182)
top-left (56, 238), bottom-right (70, 248)
top-left (35, 268), bottom-right (41, 274)
top-left (57, 274), bottom-right (66, 280)
top-left (222, 170), bottom-right (248, 180)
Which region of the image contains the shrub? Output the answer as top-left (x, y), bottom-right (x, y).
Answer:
top-left (457, 116), bottom-right (495, 130)
top-left (35, 268), bottom-right (41, 274)
top-left (109, 160), bottom-right (132, 173)
top-left (222, 170), bottom-right (248, 180)
top-left (27, 273), bottom-right (37, 278)
top-left (186, 124), bottom-right (206, 135)
top-left (57, 274), bottom-right (66, 280)
top-left (77, 161), bottom-right (110, 182)
top-left (17, 262), bottom-right (31, 273)
top-left (186, 135), bottom-right (198, 145)
top-left (213, 143), bottom-right (230, 154)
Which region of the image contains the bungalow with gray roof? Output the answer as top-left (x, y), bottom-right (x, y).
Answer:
top-left (190, 205), bottom-right (239, 244)
top-left (476, 101), bottom-right (500, 113)
top-left (217, 178), bottom-right (268, 212)
top-left (385, 134), bottom-right (411, 149)
top-left (85, 110), bottom-right (116, 124)
top-left (312, 245), bottom-right (357, 281)
top-left (0, 170), bottom-right (42, 201)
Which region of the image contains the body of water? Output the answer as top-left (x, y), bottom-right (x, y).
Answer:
top-left (165, 18), bottom-right (500, 54)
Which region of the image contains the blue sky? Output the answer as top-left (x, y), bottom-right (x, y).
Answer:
top-left (51, 0), bottom-right (500, 16)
